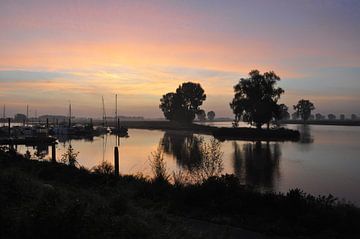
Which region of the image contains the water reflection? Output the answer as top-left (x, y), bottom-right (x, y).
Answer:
top-left (160, 131), bottom-right (281, 189)
top-left (233, 141), bottom-right (281, 190)
top-left (160, 131), bottom-right (224, 183)
top-left (34, 144), bottom-right (49, 159)
top-left (160, 131), bottom-right (203, 170)
top-left (297, 124), bottom-right (314, 144)
top-left (57, 135), bottom-right (95, 143)
top-left (3, 125), bottom-right (360, 205)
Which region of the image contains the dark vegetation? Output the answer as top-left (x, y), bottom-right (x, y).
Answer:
top-left (293, 99), bottom-right (315, 122)
top-left (196, 110), bottom-right (206, 121)
top-left (159, 82), bottom-right (206, 124)
top-left (230, 70), bottom-right (286, 129)
top-left (157, 70), bottom-right (319, 130)
top-left (207, 111), bottom-right (215, 121)
top-left (213, 127), bottom-right (300, 141)
top-left (0, 146), bottom-right (200, 239)
top-left (108, 120), bottom-right (300, 141)
top-left (1, 146), bottom-right (359, 239)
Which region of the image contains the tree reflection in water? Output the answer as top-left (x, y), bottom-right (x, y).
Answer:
top-left (160, 131), bottom-right (203, 171)
top-left (297, 124), bottom-right (314, 144)
top-left (233, 141), bottom-right (281, 190)
top-left (160, 132), bottom-right (281, 188)
top-left (160, 132), bottom-right (224, 183)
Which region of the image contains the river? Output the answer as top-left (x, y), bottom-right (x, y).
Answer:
top-left (13, 122), bottom-right (360, 205)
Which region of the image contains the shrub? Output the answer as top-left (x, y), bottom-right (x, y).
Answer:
top-left (60, 145), bottom-right (79, 167)
top-left (92, 161), bottom-right (114, 175)
top-left (149, 147), bottom-right (170, 183)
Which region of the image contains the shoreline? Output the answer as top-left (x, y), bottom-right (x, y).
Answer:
top-left (104, 120), bottom-right (300, 141)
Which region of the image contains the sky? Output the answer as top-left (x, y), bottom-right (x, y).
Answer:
top-left (0, 0), bottom-right (359, 118)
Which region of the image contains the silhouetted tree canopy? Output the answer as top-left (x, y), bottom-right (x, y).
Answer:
top-left (291, 112), bottom-right (299, 120)
top-left (207, 111), bottom-right (215, 121)
top-left (196, 109), bottom-right (206, 121)
top-left (274, 104), bottom-right (290, 121)
top-left (230, 70), bottom-right (284, 129)
top-left (315, 113), bottom-right (325, 120)
top-left (159, 82), bottom-right (206, 123)
top-left (293, 99), bottom-right (315, 122)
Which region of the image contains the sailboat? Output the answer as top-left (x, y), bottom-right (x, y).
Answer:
top-left (110, 94), bottom-right (128, 136)
top-left (95, 96), bottom-right (109, 134)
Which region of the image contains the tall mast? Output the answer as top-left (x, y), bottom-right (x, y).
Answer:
top-left (115, 94), bottom-right (118, 121)
top-left (69, 101), bottom-right (72, 127)
top-left (26, 104), bottom-right (29, 126)
top-left (2, 105), bottom-right (4, 126)
top-left (102, 96), bottom-right (107, 126)
top-left (115, 94), bottom-right (119, 130)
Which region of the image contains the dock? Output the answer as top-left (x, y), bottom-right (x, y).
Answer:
top-left (0, 136), bottom-right (57, 146)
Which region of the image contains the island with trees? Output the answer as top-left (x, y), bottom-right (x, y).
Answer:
top-left (154, 70), bottom-right (300, 141)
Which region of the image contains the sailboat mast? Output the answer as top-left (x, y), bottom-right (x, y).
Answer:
top-left (2, 105), bottom-right (4, 126)
top-left (69, 101), bottom-right (72, 127)
top-left (102, 96), bottom-right (107, 126)
top-left (115, 94), bottom-right (118, 120)
top-left (26, 104), bottom-right (29, 126)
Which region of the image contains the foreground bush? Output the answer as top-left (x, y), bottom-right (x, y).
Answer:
top-left (0, 147), bottom-right (359, 238)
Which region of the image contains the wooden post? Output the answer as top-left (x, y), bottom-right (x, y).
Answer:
top-left (117, 118), bottom-right (120, 130)
top-left (46, 118), bottom-right (49, 128)
top-left (51, 143), bottom-right (56, 162)
top-left (114, 146), bottom-right (119, 176)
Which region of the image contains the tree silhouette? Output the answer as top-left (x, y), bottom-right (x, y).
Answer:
top-left (293, 99), bottom-right (315, 122)
top-left (274, 104), bottom-right (290, 121)
top-left (291, 112), bottom-right (299, 120)
top-left (159, 93), bottom-right (182, 121)
top-left (315, 113), bottom-right (324, 120)
top-left (207, 111), bottom-right (215, 121)
top-left (159, 82), bottom-right (206, 123)
top-left (196, 109), bottom-right (206, 121)
top-left (230, 70), bottom-right (284, 129)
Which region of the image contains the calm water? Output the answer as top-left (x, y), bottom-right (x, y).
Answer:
top-left (13, 122), bottom-right (360, 205)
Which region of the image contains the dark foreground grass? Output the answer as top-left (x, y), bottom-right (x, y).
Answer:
top-left (0, 148), bottom-right (359, 239)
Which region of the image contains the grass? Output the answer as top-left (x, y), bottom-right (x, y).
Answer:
top-left (0, 146), bottom-right (359, 238)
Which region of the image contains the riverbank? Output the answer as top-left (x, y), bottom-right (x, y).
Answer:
top-left (104, 121), bottom-right (300, 141)
top-left (1, 147), bottom-right (359, 238)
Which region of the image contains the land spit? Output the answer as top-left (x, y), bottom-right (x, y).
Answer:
top-left (101, 121), bottom-right (300, 141)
